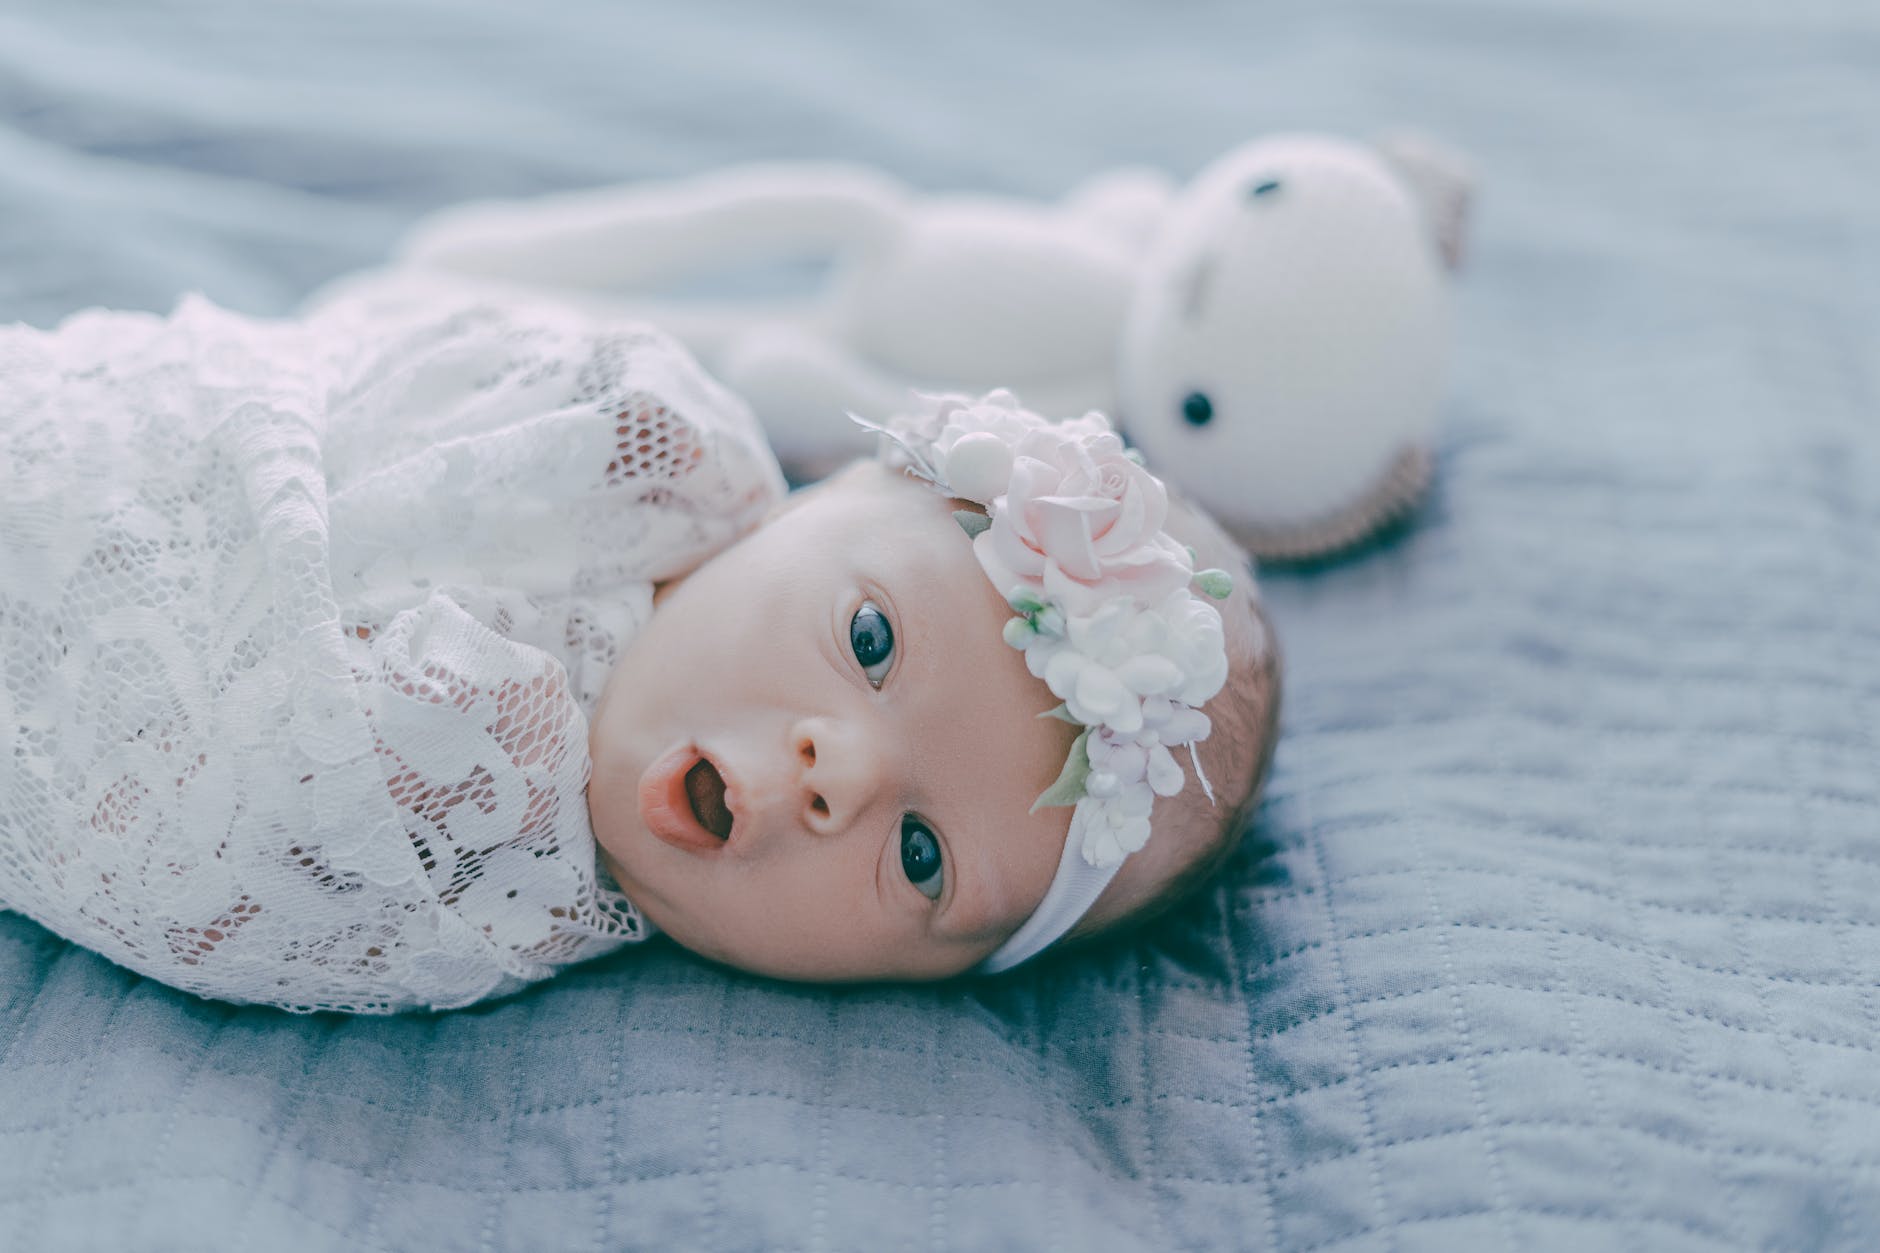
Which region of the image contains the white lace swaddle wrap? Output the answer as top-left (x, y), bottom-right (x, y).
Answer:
top-left (0, 292), bottom-right (786, 1012)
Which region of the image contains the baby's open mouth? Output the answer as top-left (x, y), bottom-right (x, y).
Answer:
top-left (684, 757), bottom-right (734, 840)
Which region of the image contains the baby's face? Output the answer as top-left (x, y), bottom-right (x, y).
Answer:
top-left (587, 459), bottom-right (1080, 981)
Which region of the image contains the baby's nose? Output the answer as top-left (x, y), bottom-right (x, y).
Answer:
top-left (790, 716), bottom-right (887, 835)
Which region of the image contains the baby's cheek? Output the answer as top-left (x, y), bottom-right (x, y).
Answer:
top-left (581, 721), bottom-right (640, 862)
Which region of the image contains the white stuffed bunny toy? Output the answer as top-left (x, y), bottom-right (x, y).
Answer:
top-left (329, 131), bottom-right (1470, 559)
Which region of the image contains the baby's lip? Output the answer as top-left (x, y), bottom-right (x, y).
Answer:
top-left (638, 742), bottom-right (742, 854)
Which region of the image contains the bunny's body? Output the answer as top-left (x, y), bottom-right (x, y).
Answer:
top-left (312, 134), bottom-right (1471, 557)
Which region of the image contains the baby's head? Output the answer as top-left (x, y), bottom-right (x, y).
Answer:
top-left (586, 395), bottom-right (1279, 981)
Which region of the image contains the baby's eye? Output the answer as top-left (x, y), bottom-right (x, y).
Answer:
top-left (900, 816), bottom-right (944, 900)
top-left (850, 600), bottom-right (894, 687)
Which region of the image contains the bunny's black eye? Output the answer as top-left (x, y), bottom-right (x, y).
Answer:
top-left (1181, 392), bottom-right (1214, 427)
top-left (1248, 177), bottom-right (1283, 198)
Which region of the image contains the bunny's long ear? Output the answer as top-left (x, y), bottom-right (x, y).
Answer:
top-left (395, 163), bottom-right (911, 292)
top-left (1374, 130), bottom-right (1476, 272)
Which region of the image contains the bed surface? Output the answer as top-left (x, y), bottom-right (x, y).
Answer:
top-left (3, 1), bottom-right (1877, 1248)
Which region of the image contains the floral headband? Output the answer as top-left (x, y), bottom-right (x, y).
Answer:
top-left (850, 390), bottom-right (1235, 972)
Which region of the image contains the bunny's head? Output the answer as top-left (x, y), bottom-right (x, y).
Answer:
top-left (1117, 133), bottom-right (1470, 559)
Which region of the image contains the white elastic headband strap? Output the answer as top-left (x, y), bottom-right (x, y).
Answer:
top-left (975, 835), bottom-right (1121, 974)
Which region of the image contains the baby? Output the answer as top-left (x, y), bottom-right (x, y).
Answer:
top-left (0, 291), bottom-right (1278, 1012)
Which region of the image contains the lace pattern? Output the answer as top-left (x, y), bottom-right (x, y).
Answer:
top-left (0, 292), bottom-right (786, 1011)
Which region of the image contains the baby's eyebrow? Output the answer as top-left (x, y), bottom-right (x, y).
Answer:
top-left (926, 814), bottom-right (1032, 947)
top-left (935, 855), bottom-right (1021, 947)
top-left (878, 548), bottom-right (939, 691)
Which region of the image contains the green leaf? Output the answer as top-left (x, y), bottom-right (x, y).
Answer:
top-left (954, 509), bottom-right (992, 539)
top-left (1029, 728), bottom-right (1092, 813)
top-left (1035, 703), bottom-right (1082, 724)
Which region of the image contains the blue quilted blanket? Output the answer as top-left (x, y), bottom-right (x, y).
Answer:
top-left (2, 1), bottom-right (1876, 1248)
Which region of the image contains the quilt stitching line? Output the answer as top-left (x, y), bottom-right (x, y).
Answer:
top-left (1586, 482), bottom-right (1752, 1245)
top-left (807, 997), bottom-right (836, 1253)
top-left (1292, 1201), bottom-right (1728, 1253)
top-left (1224, 870), bottom-right (1281, 1251)
top-left (137, 1001), bottom-right (236, 1228)
top-left (1132, 962), bottom-right (1172, 1250)
top-left (1139, 1041), bottom-right (1880, 1142)
top-left (474, 1012), bottom-right (529, 1253)
top-left (11, 1155), bottom-right (1072, 1197)
top-left (0, 1074), bottom-right (1084, 1131)
top-left (241, 1174), bottom-right (366, 1248)
top-left (1244, 831), bottom-right (1880, 883)
top-left (700, 977), bottom-right (732, 1250)
top-left (359, 1011), bottom-right (441, 1252)
top-left (9, 1005), bottom-right (1869, 1173)
top-left (226, 1011), bottom-right (341, 1245)
top-left (17, 982), bottom-right (136, 1250)
top-left (1417, 765), bottom-right (1875, 813)
top-left (1260, 781), bottom-right (1880, 859)
top-left (590, 1001), bottom-right (621, 1253)
top-left (1807, 454), bottom-right (1880, 1243)
top-left (1216, 926), bottom-right (1880, 1048)
top-left (1232, 842), bottom-right (1880, 919)
top-left (1038, 1000), bottom-right (1069, 1253)
top-left (1107, 918), bottom-right (1879, 1004)
top-left (1751, 585), bottom-right (1858, 1245)
top-left (280, 1160), bottom-right (1074, 1196)
top-left (1245, 1108), bottom-right (1843, 1190)
top-left (1238, 973), bottom-right (1880, 1059)
top-left (1308, 809), bottom-right (1398, 1252)
top-left (927, 1014), bottom-right (950, 1253)
top-left (1522, 864), bottom-right (1644, 1253)
top-left (0, 934), bottom-right (61, 1089)
top-left (1407, 816), bottom-right (1517, 1247)
top-left (1295, 714), bottom-right (1877, 757)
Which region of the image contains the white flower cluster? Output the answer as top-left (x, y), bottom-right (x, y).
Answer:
top-left (851, 391), bottom-right (1235, 871)
top-left (1014, 587), bottom-right (1228, 866)
top-left (1018, 588), bottom-right (1229, 728)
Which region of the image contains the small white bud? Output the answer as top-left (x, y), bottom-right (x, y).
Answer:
top-left (943, 432), bottom-right (1015, 503)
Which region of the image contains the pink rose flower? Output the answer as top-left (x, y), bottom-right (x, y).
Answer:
top-left (973, 427), bottom-right (1193, 615)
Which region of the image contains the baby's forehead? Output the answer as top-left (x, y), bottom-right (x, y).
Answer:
top-left (817, 457), bottom-right (930, 506)
top-left (800, 461), bottom-right (965, 556)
